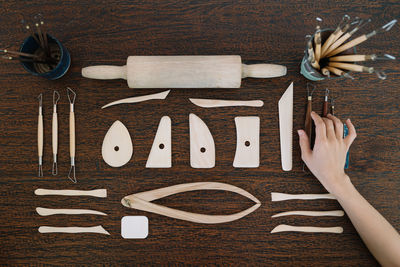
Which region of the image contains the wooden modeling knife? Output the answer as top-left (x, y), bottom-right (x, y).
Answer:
top-left (278, 82), bottom-right (293, 171)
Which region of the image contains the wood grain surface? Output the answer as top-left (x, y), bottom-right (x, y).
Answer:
top-left (0, 0), bottom-right (399, 265)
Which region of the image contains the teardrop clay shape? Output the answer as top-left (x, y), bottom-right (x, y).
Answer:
top-left (102, 121), bottom-right (133, 167)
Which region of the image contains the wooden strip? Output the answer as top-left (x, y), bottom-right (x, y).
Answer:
top-left (271, 225), bottom-right (343, 234)
top-left (271, 192), bottom-right (336, 201)
top-left (271, 210), bottom-right (344, 218)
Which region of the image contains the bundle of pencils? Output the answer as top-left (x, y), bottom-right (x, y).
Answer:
top-left (307, 15), bottom-right (397, 80)
top-left (1, 14), bottom-right (59, 68)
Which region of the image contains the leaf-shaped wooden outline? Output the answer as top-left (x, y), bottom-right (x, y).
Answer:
top-left (121, 182), bottom-right (261, 224)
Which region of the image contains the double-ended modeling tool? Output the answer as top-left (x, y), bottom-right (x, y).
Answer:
top-left (82, 56), bottom-right (286, 88)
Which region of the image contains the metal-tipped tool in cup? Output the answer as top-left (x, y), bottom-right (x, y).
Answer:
top-left (52, 91), bottom-right (60, 176)
top-left (67, 87), bottom-right (77, 183)
top-left (37, 93), bottom-right (43, 177)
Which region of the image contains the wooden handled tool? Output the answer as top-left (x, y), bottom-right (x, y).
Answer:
top-left (37, 94), bottom-right (43, 177)
top-left (67, 88), bottom-right (76, 183)
top-left (52, 91), bottom-right (59, 175)
top-left (82, 56), bottom-right (287, 88)
top-left (327, 62), bottom-right (374, 73)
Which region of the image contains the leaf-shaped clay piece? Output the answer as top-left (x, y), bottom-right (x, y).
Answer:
top-left (189, 114), bottom-right (215, 168)
top-left (102, 121), bottom-right (133, 167)
top-left (121, 182), bottom-right (261, 224)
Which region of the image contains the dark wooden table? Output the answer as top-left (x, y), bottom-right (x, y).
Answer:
top-left (0, 0), bottom-right (399, 265)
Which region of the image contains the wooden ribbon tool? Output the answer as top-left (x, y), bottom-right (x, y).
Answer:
top-left (37, 93), bottom-right (43, 177)
top-left (122, 182), bottom-right (261, 224)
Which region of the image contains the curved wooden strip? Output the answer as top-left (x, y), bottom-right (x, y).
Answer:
top-left (131, 182), bottom-right (260, 204)
top-left (189, 98), bottom-right (264, 108)
top-left (122, 195), bottom-right (261, 224)
top-left (271, 224), bottom-right (343, 234)
top-left (102, 90), bottom-right (170, 109)
top-left (122, 182), bottom-right (261, 224)
top-left (271, 210), bottom-right (344, 218)
top-left (34, 189), bottom-right (107, 198)
top-left (36, 207), bottom-right (107, 216)
top-left (271, 192), bottom-right (336, 202)
top-left (38, 226), bottom-right (110, 235)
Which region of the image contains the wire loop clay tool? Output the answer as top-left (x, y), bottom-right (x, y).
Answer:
top-left (102, 121), bottom-right (133, 167)
top-left (67, 87), bottom-right (77, 183)
top-left (82, 55), bottom-right (286, 88)
top-left (52, 91), bottom-right (60, 175)
top-left (122, 182), bottom-right (261, 224)
top-left (37, 93), bottom-right (43, 177)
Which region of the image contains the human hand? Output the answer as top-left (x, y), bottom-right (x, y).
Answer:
top-left (298, 111), bottom-right (357, 195)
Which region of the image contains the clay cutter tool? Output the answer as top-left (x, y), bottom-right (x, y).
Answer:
top-left (326, 19), bottom-right (397, 58)
top-left (52, 91), bottom-right (60, 175)
top-left (67, 87), bottom-right (76, 183)
top-left (37, 93), bottom-right (43, 177)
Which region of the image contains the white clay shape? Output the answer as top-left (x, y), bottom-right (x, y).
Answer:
top-left (233, 117), bottom-right (260, 168)
top-left (278, 82), bottom-right (293, 171)
top-left (102, 121), bottom-right (133, 167)
top-left (189, 114), bottom-right (215, 168)
top-left (146, 116), bottom-right (172, 168)
top-left (121, 216), bottom-right (149, 239)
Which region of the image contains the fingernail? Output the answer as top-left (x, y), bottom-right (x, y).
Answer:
top-left (347, 118), bottom-right (351, 122)
top-left (297, 130), bottom-right (303, 136)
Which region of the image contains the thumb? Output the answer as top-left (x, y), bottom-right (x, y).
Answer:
top-left (298, 130), bottom-right (312, 162)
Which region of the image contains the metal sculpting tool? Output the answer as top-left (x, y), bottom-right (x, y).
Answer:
top-left (322, 88), bottom-right (329, 117)
top-left (320, 14), bottom-right (351, 57)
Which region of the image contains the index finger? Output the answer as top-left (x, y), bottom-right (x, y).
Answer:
top-left (311, 111), bottom-right (327, 141)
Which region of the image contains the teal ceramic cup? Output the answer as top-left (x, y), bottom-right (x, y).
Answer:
top-left (20, 34), bottom-right (70, 80)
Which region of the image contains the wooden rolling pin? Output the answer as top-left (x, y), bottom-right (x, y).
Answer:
top-left (81, 56), bottom-right (287, 88)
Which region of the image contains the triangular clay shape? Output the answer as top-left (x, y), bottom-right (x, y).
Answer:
top-left (146, 116), bottom-right (171, 168)
top-left (189, 113), bottom-right (215, 168)
top-left (102, 120), bottom-right (133, 167)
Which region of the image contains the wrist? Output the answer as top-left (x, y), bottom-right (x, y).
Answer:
top-left (330, 174), bottom-right (355, 199)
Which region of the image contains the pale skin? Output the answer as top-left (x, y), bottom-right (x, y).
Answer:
top-left (298, 111), bottom-right (400, 267)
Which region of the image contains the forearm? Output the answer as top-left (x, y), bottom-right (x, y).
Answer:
top-left (334, 176), bottom-right (400, 267)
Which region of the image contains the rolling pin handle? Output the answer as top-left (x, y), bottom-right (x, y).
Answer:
top-left (241, 63), bottom-right (287, 78)
top-left (81, 65), bottom-right (127, 80)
